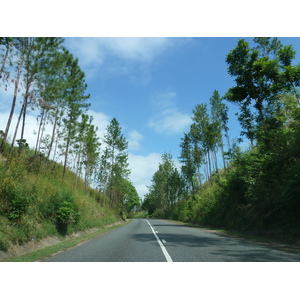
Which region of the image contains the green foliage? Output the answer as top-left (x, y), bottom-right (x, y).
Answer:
top-left (0, 37), bottom-right (135, 255)
top-left (38, 190), bottom-right (80, 235)
top-left (142, 153), bottom-right (187, 215)
top-left (56, 200), bottom-right (80, 235)
top-left (225, 37), bottom-right (300, 145)
top-left (101, 118), bottom-right (130, 207)
top-left (7, 196), bottom-right (30, 222)
top-left (0, 150), bottom-right (123, 251)
top-left (57, 199), bottom-right (80, 225)
top-left (0, 37), bottom-right (12, 46)
top-left (122, 179), bottom-right (140, 213)
top-left (0, 218), bottom-right (10, 251)
top-left (144, 38), bottom-right (300, 242)
top-left (0, 158), bottom-right (30, 222)
top-left (160, 115), bottom-right (300, 238)
top-left (0, 237), bottom-right (9, 251)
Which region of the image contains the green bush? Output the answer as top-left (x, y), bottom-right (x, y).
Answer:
top-left (0, 168), bottom-right (31, 223)
top-left (0, 233), bottom-right (9, 251)
top-left (57, 201), bottom-right (80, 224)
top-left (54, 192), bottom-right (80, 235)
top-left (7, 196), bottom-right (30, 222)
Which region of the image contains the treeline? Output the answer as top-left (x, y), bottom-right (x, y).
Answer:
top-left (0, 37), bottom-right (139, 249)
top-left (143, 38), bottom-right (300, 239)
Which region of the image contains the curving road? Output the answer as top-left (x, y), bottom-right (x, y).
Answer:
top-left (43, 219), bottom-right (300, 262)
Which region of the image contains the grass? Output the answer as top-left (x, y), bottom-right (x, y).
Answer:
top-left (3, 220), bottom-right (133, 262)
top-left (0, 145), bottom-right (125, 257)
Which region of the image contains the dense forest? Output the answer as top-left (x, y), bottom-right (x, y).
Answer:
top-left (142, 37), bottom-right (300, 241)
top-left (0, 37), bottom-right (140, 252)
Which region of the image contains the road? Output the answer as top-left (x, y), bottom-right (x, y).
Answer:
top-left (43, 219), bottom-right (300, 262)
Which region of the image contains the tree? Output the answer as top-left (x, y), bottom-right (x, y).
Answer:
top-left (0, 38), bottom-right (24, 154)
top-left (80, 115), bottom-right (101, 189)
top-left (143, 153), bottom-right (186, 215)
top-left (97, 147), bottom-right (110, 195)
top-left (21, 38), bottom-right (63, 145)
top-left (191, 103), bottom-right (219, 181)
top-left (209, 90), bottom-right (230, 169)
top-left (102, 118), bottom-right (130, 206)
top-left (0, 38), bottom-right (13, 79)
top-left (122, 179), bottom-right (140, 213)
top-left (225, 37), bottom-right (300, 146)
top-left (62, 50), bottom-right (90, 178)
top-left (41, 49), bottom-right (75, 165)
top-left (179, 132), bottom-right (198, 193)
top-left (0, 38), bottom-right (12, 46)
top-left (8, 38), bottom-right (64, 154)
top-left (34, 45), bottom-right (69, 159)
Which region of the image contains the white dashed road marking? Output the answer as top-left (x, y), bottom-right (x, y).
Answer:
top-left (146, 220), bottom-right (173, 262)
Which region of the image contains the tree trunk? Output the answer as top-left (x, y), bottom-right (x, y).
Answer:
top-left (52, 118), bottom-right (62, 165)
top-left (37, 109), bottom-right (48, 155)
top-left (0, 52), bottom-right (24, 154)
top-left (220, 139), bottom-right (226, 170)
top-left (62, 130), bottom-right (71, 179)
top-left (207, 151), bottom-right (212, 182)
top-left (109, 145), bottom-right (115, 206)
top-left (34, 108), bottom-right (45, 156)
top-left (74, 142), bottom-right (82, 189)
top-left (225, 129), bottom-right (231, 155)
top-left (20, 81), bottom-right (31, 142)
top-left (9, 102), bottom-right (25, 154)
top-left (0, 44), bottom-right (10, 78)
top-left (47, 108), bottom-right (61, 162)
top-left (213, 150), bottom-right (219, 173)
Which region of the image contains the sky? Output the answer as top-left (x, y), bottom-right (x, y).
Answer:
top-left (2, 37), bottom-right (300, 198)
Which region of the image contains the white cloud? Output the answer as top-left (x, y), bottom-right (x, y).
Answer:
top-left (128, 152), bottom-right (162, 199)
top-left (104, 37), bottom-right (171, 62)
top-left (150, 91), bottom-right (177, 110)
top-left (128, 129), bottom-right (143, 151)
top-left (149, 108), bottom-right (192, 134)
top-left (148, 91), bottom-right (192, 134)
top-left (64, 37), bottom-right (172, 78)
top-left (88, 109), bottom-right (111, 138)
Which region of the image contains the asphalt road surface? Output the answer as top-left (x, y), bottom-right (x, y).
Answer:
top-left (43, 219), bottom-right (300, 262)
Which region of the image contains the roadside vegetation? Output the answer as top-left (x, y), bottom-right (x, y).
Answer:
top-left (0, 147), bottom-right (128, 254)
top-left (0, 37), bottom-right (140, 257)
top-left (3, 221), bottom-right (131, 262)
top-left (142, 38), bottom-right (300, 243)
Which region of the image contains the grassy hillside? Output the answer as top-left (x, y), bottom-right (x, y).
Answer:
top-left (153, 121), bottom-right (300, 243)
top-left (0, 145), bottom-right (122, 252)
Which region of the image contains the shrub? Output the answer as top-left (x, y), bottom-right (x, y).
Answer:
top-left (57, 201), bottom-right (80, 224)
top-left (55, 192), bottom-right (80, 235)
top-left (0, 233), bottom-right (9, 251)
top-left (7, 196), bottom-right (30, 222)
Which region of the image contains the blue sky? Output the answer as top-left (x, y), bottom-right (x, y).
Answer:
top-left (62, 37), bottom-right (243, 197)
top-left (63, 37), bottom-right (300, 197)
top-left (1, 37), bottom-right (300, 198)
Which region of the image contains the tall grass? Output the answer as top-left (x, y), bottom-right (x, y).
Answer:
top-left (0, 146), bottom-right (121, 252)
